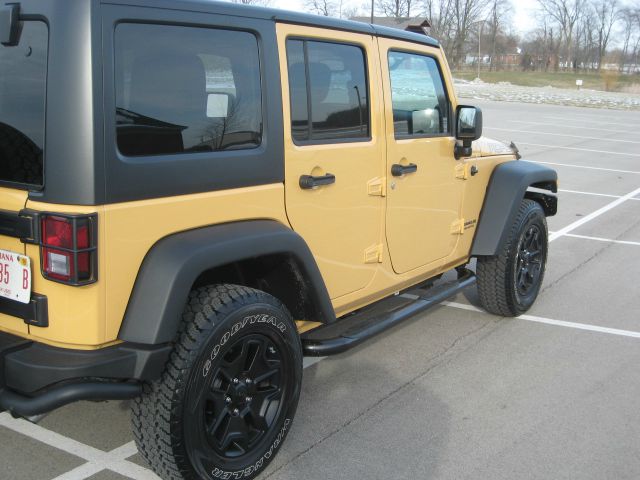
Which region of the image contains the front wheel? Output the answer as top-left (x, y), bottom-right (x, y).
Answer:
top-left (477, 199), bottom-right (548, 316)
top-left (132, 284), bottom-right (302, 480)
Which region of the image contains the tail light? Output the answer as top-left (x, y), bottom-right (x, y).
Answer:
top-left (40, 213), bottom-right (97, 285)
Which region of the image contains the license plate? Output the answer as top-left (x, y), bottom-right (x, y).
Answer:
top-left (0, 249), bottom-right (31, 304)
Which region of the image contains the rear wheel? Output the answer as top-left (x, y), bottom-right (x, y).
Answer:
top-left (477, 199), bottom-right (548, 316)
top-left (132, 284), bottom-right (302, 480)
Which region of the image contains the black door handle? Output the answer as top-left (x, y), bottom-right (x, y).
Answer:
top-left (299, 173), bottom-right (336, 189)
top-left (391, 163), bottom-right (418, 177)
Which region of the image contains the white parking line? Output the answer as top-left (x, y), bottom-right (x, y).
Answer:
top-left (510, 120), bottom-right (629, 134)
top-left (554, 232), bottom-right (640, 246)
top-left (0, 412), bottom-right (108, 460)
top-left (0, 356), bottom-right (329, 480)
top-left (0, 412), bottom-right (159, 480)
top-left (443, 302), bottom-right (640, 339)
top-left (539, 115), bottom-right (640, 128)
top-left (511, 142), bottom-right (640, 158)
top-left (487, 127), bottom-right (640, 144)
top-left (559, 189), bottom-right (640, 201)
top-left (549, 186), bottom-right (640, 242)
top-left (522, 159), bottom-right (640, 173)
top-left (53, 442), bottom-right (158, 480)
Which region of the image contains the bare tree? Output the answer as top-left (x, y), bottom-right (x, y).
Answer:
top-left (590, 0), bottom-right (621, 70)
top-left (573, 9), bottom-right (594, 69)
top-left (341, 4), bottom-right (363, 19)
top-left (425, 0), bottom-right (457, 56)
top-left (536, 0), bottom-right (583, 69)
top-left (521, 17), bottom-right (560, 71)
top-left (632, 8), bottom-right (640, 73)
top-left (486, 0), bottom-right (513, 70)
top-left (619, 11), bottom-right (634, 72)
top-left (306, 0), bottom-right (337, 16)
top-left (377, 0), bottom-right (414, 18)
top-left (619, 5), bottom-right (640, 73)
top-left (451, 0), bottom-right (491, 68)
top-left (424, 0), bottom-right (490, 68)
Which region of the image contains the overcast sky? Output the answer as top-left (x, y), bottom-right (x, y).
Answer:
top-left (269, 0), bottom-right (540, 35)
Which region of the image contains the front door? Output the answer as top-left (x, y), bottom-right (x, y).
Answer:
top-left (379, 39), bottom-right (463, 274)
top-left (278, 25), bottom-right (385, 300)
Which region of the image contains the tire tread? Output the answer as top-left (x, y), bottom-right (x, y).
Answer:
top-left (131, 284), bottom-right (288, 480)
top-left (477, 199), bottom-right (547, 317)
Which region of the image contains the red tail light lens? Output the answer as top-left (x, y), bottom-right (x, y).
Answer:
top-left (40, 214), bottom-right (97, 285)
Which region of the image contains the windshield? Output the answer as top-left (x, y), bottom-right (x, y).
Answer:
top-left (0, 21), bottom-right (47, 188)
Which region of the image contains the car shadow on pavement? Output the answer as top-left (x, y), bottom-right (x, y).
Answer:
top-left (263, 358), bottom-right (451, 480)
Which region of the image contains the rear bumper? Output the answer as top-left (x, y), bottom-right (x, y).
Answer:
top-left (0, 330), bottom-right (171, 417)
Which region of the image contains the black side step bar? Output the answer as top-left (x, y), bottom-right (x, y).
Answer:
top-left (302, 269), bottom-right (477, 356)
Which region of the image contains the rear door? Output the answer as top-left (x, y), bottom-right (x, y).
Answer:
top-left (278, 24), bottom-right (385, 301)
top-left (379, 38), bottom-right (463, 275)
top-left (0, 19), bottom-right (48, 335)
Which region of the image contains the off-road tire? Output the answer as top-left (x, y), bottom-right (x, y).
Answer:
top-left (131, 284), bottom-right (302, 480)
top-left (477, 199), bottom-right (548, 316)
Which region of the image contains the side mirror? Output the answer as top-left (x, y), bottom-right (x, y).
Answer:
top-left (454, 105), bottom-right (483, 159)
top-left (0, 4), bottom-right (20, 47)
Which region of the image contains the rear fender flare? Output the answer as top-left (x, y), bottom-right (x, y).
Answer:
top-left (118, 220), bottom-right (334, 344)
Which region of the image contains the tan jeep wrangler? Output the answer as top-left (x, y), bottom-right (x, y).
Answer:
top-left (0, 1), bottom-right (557, 478)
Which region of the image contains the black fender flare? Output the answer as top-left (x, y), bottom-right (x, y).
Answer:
top-left (471, 160), bottom-right (557, 257)
top-left (118, 220), bottom-right (335, 344)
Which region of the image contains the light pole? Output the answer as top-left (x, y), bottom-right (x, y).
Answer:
top-left (470, 19), bottom-right (486, 80)
top-left (477, 21), bottom-right (483, 80)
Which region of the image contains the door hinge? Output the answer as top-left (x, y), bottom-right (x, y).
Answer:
top-left (455, 163), bottom-right (470, 180)
top-left (450, 219), bottom-right (465, 235)
top-left (367, 177), bottom-right (386, 197)
top-left (364, 244), bottom-right (384, 263)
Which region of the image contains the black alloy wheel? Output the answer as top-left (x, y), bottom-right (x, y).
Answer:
top-left (132, 284), bottom-right (302, 480)
top-left (185, 330), bottom-right (294, 474)
top-left (515, 223), bottom-right (545, 299)
top-left (199, 334), bottom-right (284, 459)
top-left (477, 199), bottom-right (548, 316)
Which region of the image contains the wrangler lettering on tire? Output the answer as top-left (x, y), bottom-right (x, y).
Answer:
top-left (131, 285), bottom-right (302, 480)
top-left (476, 199), bottom-right (549, 316)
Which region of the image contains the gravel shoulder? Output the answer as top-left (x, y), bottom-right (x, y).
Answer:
top-left (455, 79), bottom-right (640, 111)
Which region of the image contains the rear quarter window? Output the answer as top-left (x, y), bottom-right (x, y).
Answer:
top-left (115, 23), bottom-right (262, 157)
top-left (0, 21), bottom-right (47, 188)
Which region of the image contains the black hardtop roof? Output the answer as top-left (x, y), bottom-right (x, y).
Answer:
top-left (101, 0), bottom-right (440, 48)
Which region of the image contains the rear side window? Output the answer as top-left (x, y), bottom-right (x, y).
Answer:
top-left (0, 21), bottom-right (47, 187)
top-left (388, 51), bottom-right (449, 137)
top-left (286, 39), bottom-right (369, 143)
top-left (115, 23), bottom-right (262, 157)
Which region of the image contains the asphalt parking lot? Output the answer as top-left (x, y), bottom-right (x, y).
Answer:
top-left (2, 100), bottom-right (640, 480)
